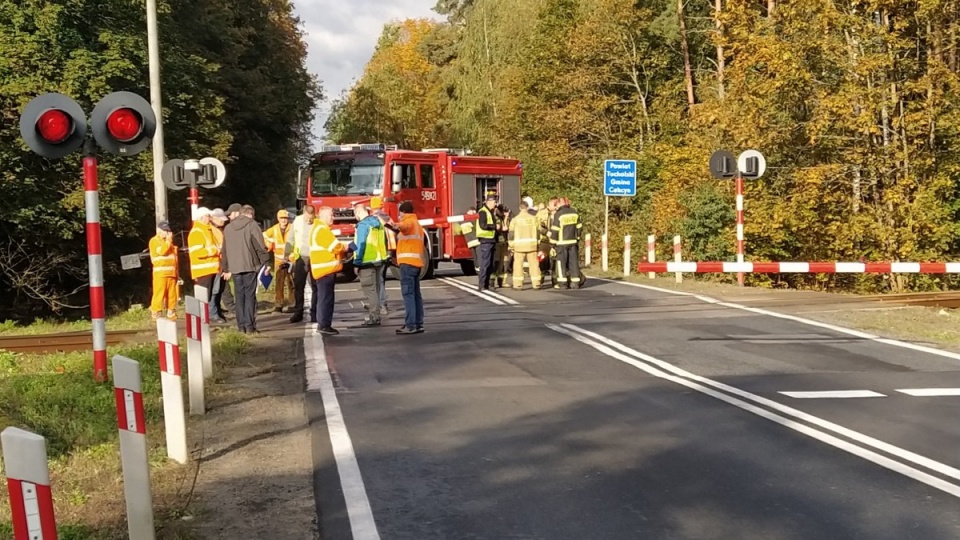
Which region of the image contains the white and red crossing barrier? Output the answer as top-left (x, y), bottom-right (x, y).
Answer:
top-left (83, 155), bottom-right (108, 382)
top-left (584, 233), bottom-right (592, 266)
top-left (1, 427), bottom-right (57, 540)
top-left (637, 261), bottom-right (960, 274)
top-left (183, 298), bottom-right (205, 416)
top-left (157, 318), bottom-right (188, 462)
top-left (330, 213), bottom-right (480, 237)
top-left (194, 285), bottom-right (213, 379)
top-left (601, 233), bottom-right (609, 271)
top-left (623, 235), bottom-right (631, 276)
top-left (673, 236), bottom-right (682, 284)
top-left (647, 235), bottom-right (655, 279)
top-left (112, 355), bottom-right (156, 539)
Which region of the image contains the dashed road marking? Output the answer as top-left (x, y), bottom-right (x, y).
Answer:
top-left (547, 323), bottom-right (960, 497)
top-left (896, 388), bottom-right (960, 397)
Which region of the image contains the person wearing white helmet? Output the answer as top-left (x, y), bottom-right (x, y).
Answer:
top-left (187, 206), bottom-right (221, 296)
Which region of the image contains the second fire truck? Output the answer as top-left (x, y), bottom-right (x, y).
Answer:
top-left (296, 143), bottom-right (523, 281)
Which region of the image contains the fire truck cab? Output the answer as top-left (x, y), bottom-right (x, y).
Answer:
top-left (296, 143), bottom-right (522, 281)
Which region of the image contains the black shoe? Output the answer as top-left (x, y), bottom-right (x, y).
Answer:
top-left (396, 326), bottom-right (417, 335)
top-left (316, 326), bottom-right (339, 335)
top-left (415, 326), bottom-right (424, 334)
top-left (289, 314), bottom-right (303, 323)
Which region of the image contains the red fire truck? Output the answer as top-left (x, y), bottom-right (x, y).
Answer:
top-left (296, 143), bottom-right (523, 281)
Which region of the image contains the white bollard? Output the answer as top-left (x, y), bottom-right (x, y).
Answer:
top-left (157, 317), bottom-right (187, 463)
top-left (584, 233), bottom-right (592, 266)
top-left (623, 235), bottom-right (631, 277)
top-left (194, 285), bottom-right (213, 379)
top-left (183, 299), bottom-right (205, 416)
top-left (601, 234), bottom-right (609, 272)
top-left (647, 234), bottom-right (656, 279)
top-left (112, 355), bottom-right (157, 539)
top-left (1, 427), bottom-right (57, 539)
top-left (674, 235), bottom-right (683, 284)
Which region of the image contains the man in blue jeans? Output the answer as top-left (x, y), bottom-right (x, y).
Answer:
top-left (393, 201), bottom-right (425, 334)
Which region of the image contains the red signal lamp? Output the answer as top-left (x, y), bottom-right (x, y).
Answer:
top-left (106, 108), bottom-right (143, 143)
top-left (36, 109), bottom-right (74, 144)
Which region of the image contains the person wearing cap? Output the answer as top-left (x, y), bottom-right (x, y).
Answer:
top-left (395, 201), bottom-right (425, 334)
top-left (476, 195), bottom-right (500, 291)
top-left (188, 207), bottom-right (221, 297)
top-left (221, 204), bottom-right (271, 334)
top-left (349, 203), bottom-right (388, 326)
top-left (263, 209), bottom-right (295, 313)
top-left (207, 208), bottom-right (232, 323)
top-left (149, 220), bottom-right (179, 320)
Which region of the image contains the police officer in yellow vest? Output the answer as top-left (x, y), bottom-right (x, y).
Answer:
top-left (476, 195), bottom-right (500, 291)
top-left (348, 203), bottom-right (388, 326)
top-left (508, 200), bottom-right (542, 289)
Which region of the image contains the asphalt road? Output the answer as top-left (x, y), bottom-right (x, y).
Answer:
top-left (302, 265), bottom-right (960, 539)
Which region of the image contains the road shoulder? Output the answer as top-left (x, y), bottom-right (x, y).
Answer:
top-left (187, 334), bottom-right (318, 539)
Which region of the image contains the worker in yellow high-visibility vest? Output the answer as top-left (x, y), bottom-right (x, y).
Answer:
top-left (263, 209), bottom-right (295, 312)
top-left (149, 221), bottom-right (178, 319)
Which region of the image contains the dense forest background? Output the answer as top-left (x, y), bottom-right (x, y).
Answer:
top-left (326, 0), bottom-right (960, 293)
top-left (0, 0), bottom-right (319, 320)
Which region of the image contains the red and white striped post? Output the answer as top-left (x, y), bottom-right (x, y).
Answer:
top-left (601, 233), bottom-right (609, 271)
top-left (157, 318), bottom-right (188, 462)
top-left (183, 299), bottom-right (206, 416)
top-left (584, 233), bottom-right (592, 266)
top-left (673, 235), bottom-right (682, 284)
top-left (194, 285), bottom-right (213, 379)
top-left (189, 188), bottom-right (199, 226)
top-left (83, 147), bottom-right (107, 382)
top-left (623, 235), bottom-right (631, 276)
top-left (112, 355), bottom-right (156, 539)
top-left (735, 175), bottom-right (745, 286)
top-left (1, 427), bottom-right (57, 540)
top-left (647, 235), bottom-right (656, 279)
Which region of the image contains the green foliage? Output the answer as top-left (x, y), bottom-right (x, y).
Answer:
top-left (0, 0), bottom-right (319, 320)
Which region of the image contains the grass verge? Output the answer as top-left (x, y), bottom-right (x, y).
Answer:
top-left (0, 306), bottom-right (155, 336)
top-left (0, 328), bottom-right (250, 539)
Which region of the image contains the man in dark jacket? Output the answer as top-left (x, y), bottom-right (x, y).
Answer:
top-left (221, 204), bottom-right (271, 333)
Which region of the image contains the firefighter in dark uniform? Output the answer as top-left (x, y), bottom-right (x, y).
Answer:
top-left (476, 195), bottom-right (500, 291)
top-left (550, 197), bottom-right (583, 289)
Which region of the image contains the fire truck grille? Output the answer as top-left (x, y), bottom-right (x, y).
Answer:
top-left (333, 208), bottom-right (355, 220)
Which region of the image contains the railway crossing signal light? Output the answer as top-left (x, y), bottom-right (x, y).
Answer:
top-left (19, 93), bottom-right (88, 159)
top-left (91, 91), bottom-right (156, 156)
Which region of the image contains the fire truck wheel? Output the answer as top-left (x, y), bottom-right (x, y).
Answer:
top-left (459, 260), bottom-right (477, 276)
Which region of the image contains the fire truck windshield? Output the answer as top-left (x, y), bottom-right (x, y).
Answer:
top-left (310, 162), bottom-right (384, 197)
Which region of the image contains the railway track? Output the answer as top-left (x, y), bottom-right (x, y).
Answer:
top-left (858, 291), bottom-right (960, 309)
top-left (0, 329), bottom-right (152, 354)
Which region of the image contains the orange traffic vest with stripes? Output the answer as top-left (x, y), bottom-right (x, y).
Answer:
top-left (149, 234), bottom-right (177, 278)
top-left (309, 221), bottom-right (344, 279)
top-left (264, 223), bottom-right (292, 262)
top-left (188, 221), bottom-right (220, 279)
top-left (396, 213), bottom-right (425, 268)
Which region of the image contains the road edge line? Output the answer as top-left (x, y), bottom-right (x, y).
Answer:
top-left (437, 277), bottom-right (505, 305)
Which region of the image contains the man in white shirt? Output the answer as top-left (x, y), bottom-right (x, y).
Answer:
top-left (288, 205), bottom-right (318, 323)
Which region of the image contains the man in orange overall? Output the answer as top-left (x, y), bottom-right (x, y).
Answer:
top-left (149, 220), bottom-right (179, 319)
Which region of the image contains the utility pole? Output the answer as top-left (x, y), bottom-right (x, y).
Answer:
top-left (147, 0), bottom-right (168, 224)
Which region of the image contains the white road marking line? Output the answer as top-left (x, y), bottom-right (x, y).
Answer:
top-left (549, 323), bottom-right (960, 486)
top-left (437, 277), bottom-right (505, 305)
top-left (480, 289), bottom-right (520, 305)
top-left (896, 388), bottom-right (960, 397)
top-left (304, 328), bottom-right (381, 539)
top-left (779, 390), bottom-right (887, 399)
top-left (590, 277), bottom-right (960, 364)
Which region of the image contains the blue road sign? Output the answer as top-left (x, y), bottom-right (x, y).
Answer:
top-left (603, 159), bottom-right (637, 197)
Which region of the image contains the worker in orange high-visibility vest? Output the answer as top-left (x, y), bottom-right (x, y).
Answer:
top-left (310, 206), bottom-right (346, 335)
top-left (188, 207), bottom-right (221, 294)
top-left (395, 201), bottom-right (425, 335)
top-left (263, 209), bottom-right (295, 312)
top-left (149, 220), bottom-right (179, 320)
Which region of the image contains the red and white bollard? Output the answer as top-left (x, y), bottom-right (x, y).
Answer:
top-left (183, 299), bottom-right (205, 417)
top-left (673, 235), bottom-right (683, 284)
top-left (112, 355), bottom-right (156, 539)
top-left (736, 175), bottom-right (745, 286)
top-left (584, 233), bottom-right (592, 266)
top-left (157, 318), bottom-right (188, 462)
top-left (189, 187), bottom-right (199, 225)
top-left (601, 233), bottom-right (609, 272)
top-left (83, 151), bottom-right (107, 382)
top-left (647, 235), bottom-right (656, 279)
top-left (1, 427), bottom-right (57, 540)
top-left (623, 235), bottom-right (631, 277)
top-left (194, 285), bottom-right (213, 379)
